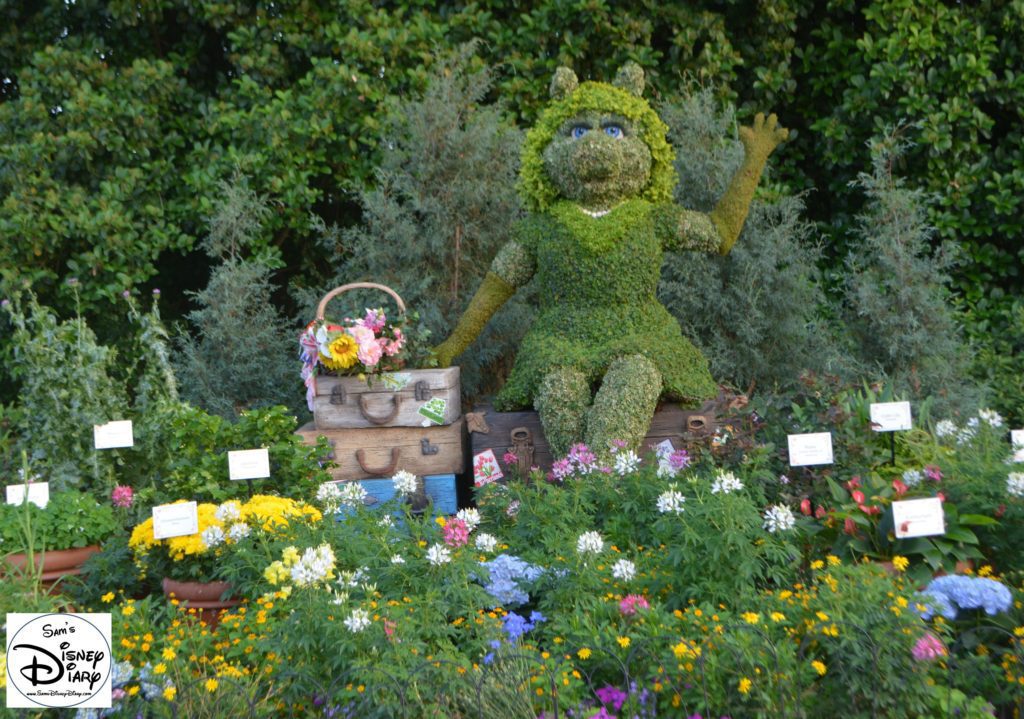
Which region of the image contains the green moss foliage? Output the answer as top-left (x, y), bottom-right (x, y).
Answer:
top-left (492, 206), bottom-right (718, 412)
top-left (519, 80), bottom-right (676, 212)
top-left (585, 354), bottom-right (662, 455)
top-left (534, 367), bottom-right (591, 457)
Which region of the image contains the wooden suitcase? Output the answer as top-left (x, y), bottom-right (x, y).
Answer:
top-left (297, 420), bottom-right (465, 481)
top-left (312, 367), bottom-right (461, 429)
top-left (466, 400), bottom-right (725, 474)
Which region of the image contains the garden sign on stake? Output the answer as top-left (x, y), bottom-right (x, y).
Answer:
top-left (870, 401), bottom-right (912, 465)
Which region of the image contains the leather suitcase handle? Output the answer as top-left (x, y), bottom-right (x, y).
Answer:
top-left (358, 394), bottom-right (402, 425)
top-left (355, 448), bottom-right (400, 476)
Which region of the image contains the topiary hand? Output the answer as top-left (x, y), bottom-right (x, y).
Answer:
top-left (739, 112), bottom-right (789, 160)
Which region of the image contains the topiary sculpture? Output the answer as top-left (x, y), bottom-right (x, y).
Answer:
top-left (434, 63), bottom-right (788, 457)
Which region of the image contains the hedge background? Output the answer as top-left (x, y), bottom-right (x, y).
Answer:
top-left (2, 0), bottom-right (1021, 417)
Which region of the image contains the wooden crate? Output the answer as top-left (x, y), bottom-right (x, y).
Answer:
top-left (328, 474), bottom-right (458, 516)
top-left (297, 420), bottom-right (465, 481)
top-left (312, 367), bottom-right (461, 430)
top-left (466, 401), bottom-right (718, 474)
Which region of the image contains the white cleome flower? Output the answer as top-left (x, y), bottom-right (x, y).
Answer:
top-left (390, 554), bottom-right (406, 564)
top-left (426, 543), bottom-right (452, 566)
top-left (392, 470), bottom-right (419, 497)
top-left (611, 558), bottom-right (636, 582)
top-left (377, 514), bottom-right (395, 528)
top-left (215, 501), bottom-right (241, 523)
top-left (343, 608), bottom-right (371, 633)
top-left (763, 504), bottom-right (796, 533)
top-left (576, 531), bottom-right (604, 555)
top-left (474, 533), bottom-right (499, 552)
top-left (934, 419), bottom-right (957, 439)
top-left (979, 408), bottom-right (1005, 428)
top-left (226, 523), bottom-right (251, 542)
top-left (613, 450), bottom-right (641, 477)
top-left (1007, 473), bottom-right (1024, 498)
top-left (200, 525), bottom-right (225, 549)
top-left (710, 470), bottom-right (744, 494)
top-left (316, 482), bottom-right (343, 511)
top-left (902, 469), bottom-right (924, 488)
top-left (339, 482), bottom-right (368, 508)
top-left (290, 544), bottom-right (336, 586)
top-left (456, 508), bottom-right (482, 532)
top-left (657, 485), bottom-right (686, 515)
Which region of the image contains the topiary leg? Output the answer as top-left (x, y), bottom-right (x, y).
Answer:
top-left (585, 354), bottom-right (661, 455)
top-left (535, 367), bottom-right (592, 458)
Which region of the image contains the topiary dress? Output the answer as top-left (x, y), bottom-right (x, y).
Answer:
top-left (492, 198), bottom-right (719, 411)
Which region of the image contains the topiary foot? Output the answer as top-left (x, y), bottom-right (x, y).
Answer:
top-left (585, 354), bottom-right (661, 456)
top-left (535, 367), bottom-right (591, 458)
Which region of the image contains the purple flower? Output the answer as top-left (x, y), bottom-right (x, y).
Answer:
top-left (668, 449), bottom-right (690, 471)
top-left (152, 288), bottom-right (161, 295)
top-left (121, 289), bottom-right (131, 299)
top-left (596, 685), bottom-right (628, 711)
top-left (552, 458), bottom-right (573, 480)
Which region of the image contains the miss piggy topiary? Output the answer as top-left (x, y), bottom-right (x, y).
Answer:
top-left (434, 63), bottom-right (788, 457)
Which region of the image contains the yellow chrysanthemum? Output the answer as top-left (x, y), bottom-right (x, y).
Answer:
top-left (205, 678), bottom-right (219, 693)
top-left (812, 660), bottom-right (827, 676)
top-left (0, 652), bottom-right (6, 689)
top-left (616, 636), bottom-right (631, 648)
top-left (101, 592), bottom-right (115, 603)
top-left (163, 686), bottom-right (176, 701)
top-left (321, 333), bottom-right (358, 371)
top-left (738, 677), bottom-right (752, 695)
top-left (741, 612), bottom-right (760, 625)
top-left (891, 556), bottom-right (909, 572)
top-left (577, 648), bottom-right (591, 660)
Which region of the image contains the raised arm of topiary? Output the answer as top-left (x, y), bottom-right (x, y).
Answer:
top-left (657, 112), bottom-right (789, 256)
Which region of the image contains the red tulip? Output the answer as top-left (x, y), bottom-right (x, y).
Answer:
top-left (851, 489), bottom-right (865, 504)
top-left (892, 479), bottom-right (908, 497)
top-left (815, 505), bottom-right (827, 519)
top-left (800, 498), bottom-right (812, 515)
top-left (846, 476), bottom-right (862, 490)
top-left (843, 517), bottom-right (857, 535)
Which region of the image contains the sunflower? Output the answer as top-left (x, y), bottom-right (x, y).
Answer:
top-left (320, 332), bottom-right (359, 371)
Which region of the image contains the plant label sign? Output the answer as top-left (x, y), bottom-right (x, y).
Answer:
top-left (227, 448), bottom-right (271, 481)
top-left (152, 501), bottom-right (199, 540)
top-left (93, 420), bottom-right (134, 449)
top-left (473, 449), bottom-right (504, 487)
top-left (6, 482), bottom-right (49, 508)
top-left (1012, 429), bottom-right (1024, 462)
top-left (869, 401), bottom-right (912, 432)
top-left (891, 497), bottom-right (946, 539)
top-left (787, 432), bottom-right (834, 467)
top-left (653, 439), bottom-right (675, 459)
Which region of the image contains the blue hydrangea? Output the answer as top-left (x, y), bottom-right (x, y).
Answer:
top-left (918, 575), bottom-right (1013, 621)
top-left (478, 554), bottom-right (544, 607)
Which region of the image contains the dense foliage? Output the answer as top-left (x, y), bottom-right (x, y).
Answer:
top-left (1, 0), bottom-right (1021, 419)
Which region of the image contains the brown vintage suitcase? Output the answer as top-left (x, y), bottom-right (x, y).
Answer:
top-left (312, 368), bottom-right (461, 430)
top-left (297, 420), bottom-right (465, 482)
top-left (466, 401), bottom-right (722, 474)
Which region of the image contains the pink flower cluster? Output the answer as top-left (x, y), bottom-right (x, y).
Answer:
top-left (442, 518), bottom-right (469, 548)
top-left (112, 485), bottom-right (134, 508)
top-left (551, 443), bottom-right (606, 481)
top-left (911, 632), bottom-right (947, 661)
top-left (619, 594), bottom-right (650, 616)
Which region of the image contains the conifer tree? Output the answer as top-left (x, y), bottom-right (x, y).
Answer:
top-left (175, 180), bottom-right (299, 418)
top-left (319, 44), bottom-right (530, 399)
top-left (658, 90), bottom-right (846, 394)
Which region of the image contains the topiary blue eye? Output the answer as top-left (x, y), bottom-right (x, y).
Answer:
top-left (571, 125), bottom-right (589, 139)
top-left (604, 125), bottom-right (623, 138)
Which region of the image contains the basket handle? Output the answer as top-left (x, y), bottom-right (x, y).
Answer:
top-left (316, 282), bottom-right (407, 321)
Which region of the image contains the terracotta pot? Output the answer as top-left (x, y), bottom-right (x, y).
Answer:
top-left (3, 545), bottom-right (101, 589)
top-left (161, 578), bottom-right (240, 628)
